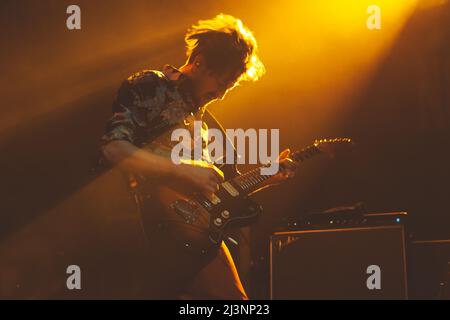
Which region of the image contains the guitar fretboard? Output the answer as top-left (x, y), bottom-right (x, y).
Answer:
top-left (231, 145), bottom-right (322, 194)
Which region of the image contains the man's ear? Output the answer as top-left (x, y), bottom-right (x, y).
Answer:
top-left (192, 54), bottom-right (206, 73)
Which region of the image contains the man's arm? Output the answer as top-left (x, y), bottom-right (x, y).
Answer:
top-left (102, 140), bottom-right (177, 177)
top-left (101, 74), bottom-right (178, 177)
top-left (103, 140), bottom-right (224, 193)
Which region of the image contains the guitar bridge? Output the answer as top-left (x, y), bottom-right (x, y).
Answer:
top-left (170, 200), bottom-right (200, 224)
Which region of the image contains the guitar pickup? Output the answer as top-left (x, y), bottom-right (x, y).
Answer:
top-left (221, 181), bottom-right (239, 197)
top-left (206, 193), bottom-right (222, 205)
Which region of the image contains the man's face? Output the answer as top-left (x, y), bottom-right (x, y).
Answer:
top-left (186, 55), bottom-right (240, 107)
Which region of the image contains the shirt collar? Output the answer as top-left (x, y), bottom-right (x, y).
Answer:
top-left (162, 64), bottom-right (183, 81)
top-left (162, 64), bottom-right (200, 113)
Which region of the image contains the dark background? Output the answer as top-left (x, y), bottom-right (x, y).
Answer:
top-left (0, 0), bottom-right (449, 298)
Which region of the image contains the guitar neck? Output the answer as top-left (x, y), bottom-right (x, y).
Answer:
top-left (230, 145), bottom-right (322, 195)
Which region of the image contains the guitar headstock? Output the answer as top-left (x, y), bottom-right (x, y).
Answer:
top-left (313, 138), bottom-right (354, 157)
top-left (290, 137), bottom-right (354, 162)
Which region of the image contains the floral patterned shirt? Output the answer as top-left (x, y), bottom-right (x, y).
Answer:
top-left (102, 65), bottom-right (200, 148)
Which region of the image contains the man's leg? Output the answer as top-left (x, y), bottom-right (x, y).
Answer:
top-left (181, 242), bottom-right (249, 300)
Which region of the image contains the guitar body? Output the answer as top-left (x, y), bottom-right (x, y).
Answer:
top-left (133, 121), bottom-right (266, 253)
top-left (139, 179), bottom-right (263, 254)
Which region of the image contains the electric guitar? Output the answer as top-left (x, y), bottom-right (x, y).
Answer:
top-left (132, 138), bottom-right (353, 253)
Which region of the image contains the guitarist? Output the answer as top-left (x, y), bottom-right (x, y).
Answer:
top-left (101, 14), bottom-right (298, 299)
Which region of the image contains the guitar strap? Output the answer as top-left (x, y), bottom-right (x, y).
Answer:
top-left (202, 109), bottom-right (240, 178)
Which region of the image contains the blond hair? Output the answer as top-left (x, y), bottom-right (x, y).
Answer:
top-left (185, 14), bottom-right (265, 84)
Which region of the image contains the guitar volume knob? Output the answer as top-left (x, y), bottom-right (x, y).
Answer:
top-left (221, 210), bottom-right (230, 219)
top-left (214, 218), bottom-right (223, 227)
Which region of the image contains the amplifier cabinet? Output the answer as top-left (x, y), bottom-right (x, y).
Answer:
top-left (270, 224), bottom-right (408, 299)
